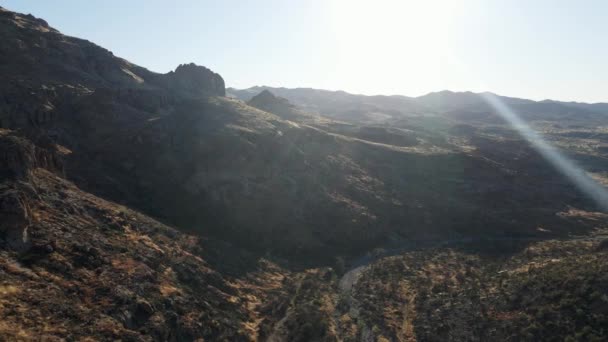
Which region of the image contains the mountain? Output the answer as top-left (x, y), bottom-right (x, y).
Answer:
top-left (542, 99), bottom-right (608, 115)
top-left (230, 86), bottom-right (428, 123)
top-left (230, 87), bottom-right (608, 125)
top-left (2, 6), bottom-right (608, 341)
top-left (417, 90), bottom-right (608, 125)
top-left (246, 89), bottom-right (320, 122)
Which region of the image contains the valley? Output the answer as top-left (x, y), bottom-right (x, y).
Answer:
top-left (1, 6), bottom-right (608, 341)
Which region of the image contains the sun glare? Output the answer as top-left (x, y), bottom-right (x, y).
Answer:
top-left (329, 0), bottom-right (465, 94)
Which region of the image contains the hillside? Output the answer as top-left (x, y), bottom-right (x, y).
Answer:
top-left (0, 130), bottom-right (254, 340)
top-left (3, 5), bottom-right (600, 264)
top-left (2, 6), bottom-right (608, 341)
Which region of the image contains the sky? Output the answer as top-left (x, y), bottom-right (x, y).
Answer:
top-left (3, 0), bottom-right (607, 103)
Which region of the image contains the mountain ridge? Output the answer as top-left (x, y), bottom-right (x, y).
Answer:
top-left (230, 86), bottom-right (608, 108)
top-left (229, 86), bottom-right (608, 126)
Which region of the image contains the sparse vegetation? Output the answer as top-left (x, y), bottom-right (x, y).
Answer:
top-left (2, 5), bottom-right (608, 341)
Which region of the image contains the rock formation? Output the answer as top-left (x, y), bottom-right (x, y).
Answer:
top-left (164, 63), bottom-right (226, 97)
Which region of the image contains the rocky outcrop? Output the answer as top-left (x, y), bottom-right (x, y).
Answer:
top-left (0, 131), bottom-right (62, 180)
top-left (0, 130), bottom-right (62, 252)
top-left (0, 131), bottom-right (63, 178)
top-left (164, 63), bottom-right (225, 97)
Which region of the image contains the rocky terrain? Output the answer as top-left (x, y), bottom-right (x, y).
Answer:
top-left (2, 6), bottom-right (608, 341)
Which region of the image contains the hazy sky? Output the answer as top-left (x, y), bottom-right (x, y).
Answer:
top-left (4, 0), bottom-right (607, 102)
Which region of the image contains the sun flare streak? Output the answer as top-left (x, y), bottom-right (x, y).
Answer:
top-left (481, 93), bottom-right (608, 211)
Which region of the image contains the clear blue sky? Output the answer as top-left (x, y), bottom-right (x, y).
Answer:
top-left (3, 0), bottom-right (607, 102)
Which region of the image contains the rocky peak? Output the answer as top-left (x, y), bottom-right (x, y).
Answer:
top-left (250, 89), bottom-right (277, 101)
top-left (247, 89), bottom-right (292, 109)
top-left (245, 89), bottom-right (319, 122)
top-left (165, 63), bottom-right (225, 97)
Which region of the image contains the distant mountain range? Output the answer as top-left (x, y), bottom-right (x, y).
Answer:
top-left (229, 86), bottom-right (608, 125)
